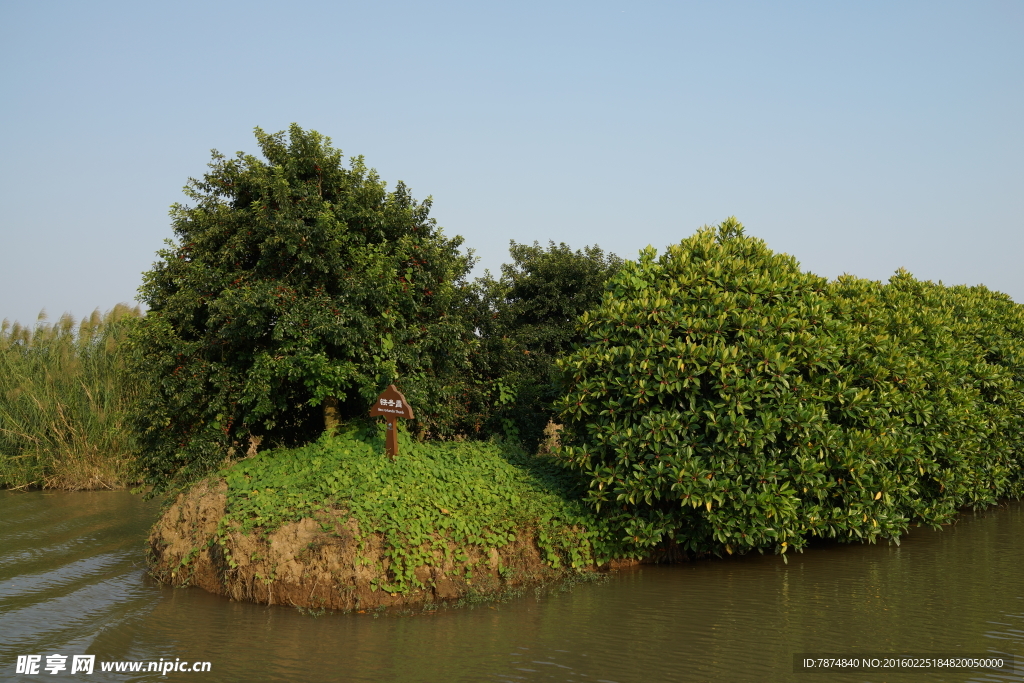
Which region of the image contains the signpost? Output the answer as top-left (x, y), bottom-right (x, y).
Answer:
top-left (369, 384), bottom-right (414, 459)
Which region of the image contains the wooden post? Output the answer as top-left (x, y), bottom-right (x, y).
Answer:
top-left (369, 385), bottom-right (414, 459)
top-left (324, 396), bottom-right (340, 435)
top-left (385, 416), bottom-right (398, 456)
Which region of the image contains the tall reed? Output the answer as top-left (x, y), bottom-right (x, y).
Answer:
top-left (0, 304), bottom-right (142, 489)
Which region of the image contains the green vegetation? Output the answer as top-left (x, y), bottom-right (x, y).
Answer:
top-left (126, 124), bottom-right (626, 496)
top-left (127, 124), bottom-right (485, 493)
top-left (555, 219), bottom-right (1024, 561)
top-left (0, 305), bottom-right (141, 489)
top-left (219, 424), bottom-right (600, 592)
top-left (476, 241), bottom-right (622, 449)
top-left (7, 123), bottom-right (1023, 583)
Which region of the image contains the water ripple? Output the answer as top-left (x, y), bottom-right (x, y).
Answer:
top-left (0, 492), bottom-right (1021, 682)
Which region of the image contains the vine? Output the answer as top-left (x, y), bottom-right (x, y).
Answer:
top-left (218, 423), bottom-right (600, 593)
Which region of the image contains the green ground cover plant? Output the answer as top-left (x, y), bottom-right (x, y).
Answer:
top-left (219, 423), bottom-right (600, 593)
top-left (555, 219), bottom-right (1024, 561)
top-left (0, 305), bottom-right (141, 489)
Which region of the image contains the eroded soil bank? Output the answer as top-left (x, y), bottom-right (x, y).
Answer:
top-left (147, 478), bottom-right (615, 611)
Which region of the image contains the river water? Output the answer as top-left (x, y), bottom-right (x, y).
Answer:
top-left (1, 491), bottom-right (1021, 682)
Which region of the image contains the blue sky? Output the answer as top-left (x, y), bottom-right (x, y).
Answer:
top-left (2, 0), bottom-right (1022, 326)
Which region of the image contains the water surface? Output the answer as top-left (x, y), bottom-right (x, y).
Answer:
top-left (1, 491), bottom-right (1021, 682)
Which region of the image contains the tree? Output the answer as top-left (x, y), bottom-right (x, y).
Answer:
top-left (477, 241), bottom-right (621, 449)
top-left (128, 124), bottom-right (481, 492)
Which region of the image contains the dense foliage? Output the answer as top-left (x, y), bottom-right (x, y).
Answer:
top-left (477, 241), bottom-right (621, 448)
top-left (128, 125), bottom-right (482, 492)
top-left (18, 116), bottom-right (1018, 573)
top-left (828, 272), bottom-right (1024, 524)
top-left (555, 219), bottom-right (1024, 561)
top-left (221, 425), bottom-right (599, 592)
top-left (0, 305), bottom-right (141, 489)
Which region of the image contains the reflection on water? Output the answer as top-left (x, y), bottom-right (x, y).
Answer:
top-left (1, 490), bottom-right (1021, 682)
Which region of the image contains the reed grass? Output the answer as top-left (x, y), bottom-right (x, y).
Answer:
top-left (0, 304), bottom-right (142, 490)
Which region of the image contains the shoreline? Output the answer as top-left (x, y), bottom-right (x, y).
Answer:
top-left (147, 476), bottom-right (616, 611)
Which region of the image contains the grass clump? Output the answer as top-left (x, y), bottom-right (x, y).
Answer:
top-left (0, 305), bottom-right (142, 489)
top-left (220, 423), bottom-right (601, 594)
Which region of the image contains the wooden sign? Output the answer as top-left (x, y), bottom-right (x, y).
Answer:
top-left (369, 384), bottom-right (414, 459)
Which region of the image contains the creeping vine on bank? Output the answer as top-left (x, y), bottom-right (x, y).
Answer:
top-left (217, 424), bottom-right (602, 593)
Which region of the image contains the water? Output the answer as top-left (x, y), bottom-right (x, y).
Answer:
top-left (1, 490), bottom-right (1022, 682)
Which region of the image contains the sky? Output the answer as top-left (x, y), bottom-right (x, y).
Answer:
top-left (2, 0), bottom-right (1022, 326)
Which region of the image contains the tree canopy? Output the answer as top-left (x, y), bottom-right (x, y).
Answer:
top-left (476, 241), bottom-right (621, 448)
top-left (129, 124), bottom-right (480, 491)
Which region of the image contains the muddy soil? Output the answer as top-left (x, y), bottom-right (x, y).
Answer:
top-left (147, 478), bottom-right (611, 611)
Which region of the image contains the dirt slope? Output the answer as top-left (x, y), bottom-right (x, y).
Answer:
top-left (147, 478), bottom-right (591, 611)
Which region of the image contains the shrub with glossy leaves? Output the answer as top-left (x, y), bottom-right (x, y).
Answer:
top-left (555, 219), bottom-right (1024, 561)
top-left (828, 272), bottom-right (1024, 520)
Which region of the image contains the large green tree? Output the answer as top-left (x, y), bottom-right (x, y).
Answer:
top-left (129, 124), bottom-right (481, 492)
top-left (477, 241), bottom-right (621, 448)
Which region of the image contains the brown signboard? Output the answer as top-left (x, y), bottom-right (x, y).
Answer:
top-left (369, 384), bottom-right (414, 458)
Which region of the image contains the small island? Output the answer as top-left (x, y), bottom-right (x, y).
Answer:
top-left (128, 126), bottom-right (1024, 608)
top-left (147, 426), bottom-right (609, 611)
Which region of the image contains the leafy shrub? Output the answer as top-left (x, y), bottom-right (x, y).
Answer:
top-left (128, 125), bottom-right (483, 493)
top-left (555, 219), bottom-right (1024, 560)
top-left (829, 273), bottom-right (1024, 515)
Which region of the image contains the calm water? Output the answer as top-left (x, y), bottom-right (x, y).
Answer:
top-left (1, 491), bottom-right (1021, 682)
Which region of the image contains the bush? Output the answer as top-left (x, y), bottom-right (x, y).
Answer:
top-left (555, 219), bottom-right (1024, 561)
top-left (128, 125), bottom-right (483, 493)
top-left (477, 241), bottom-right (621, 448)
top-left (828, 273), bottom-right (1024, 518)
